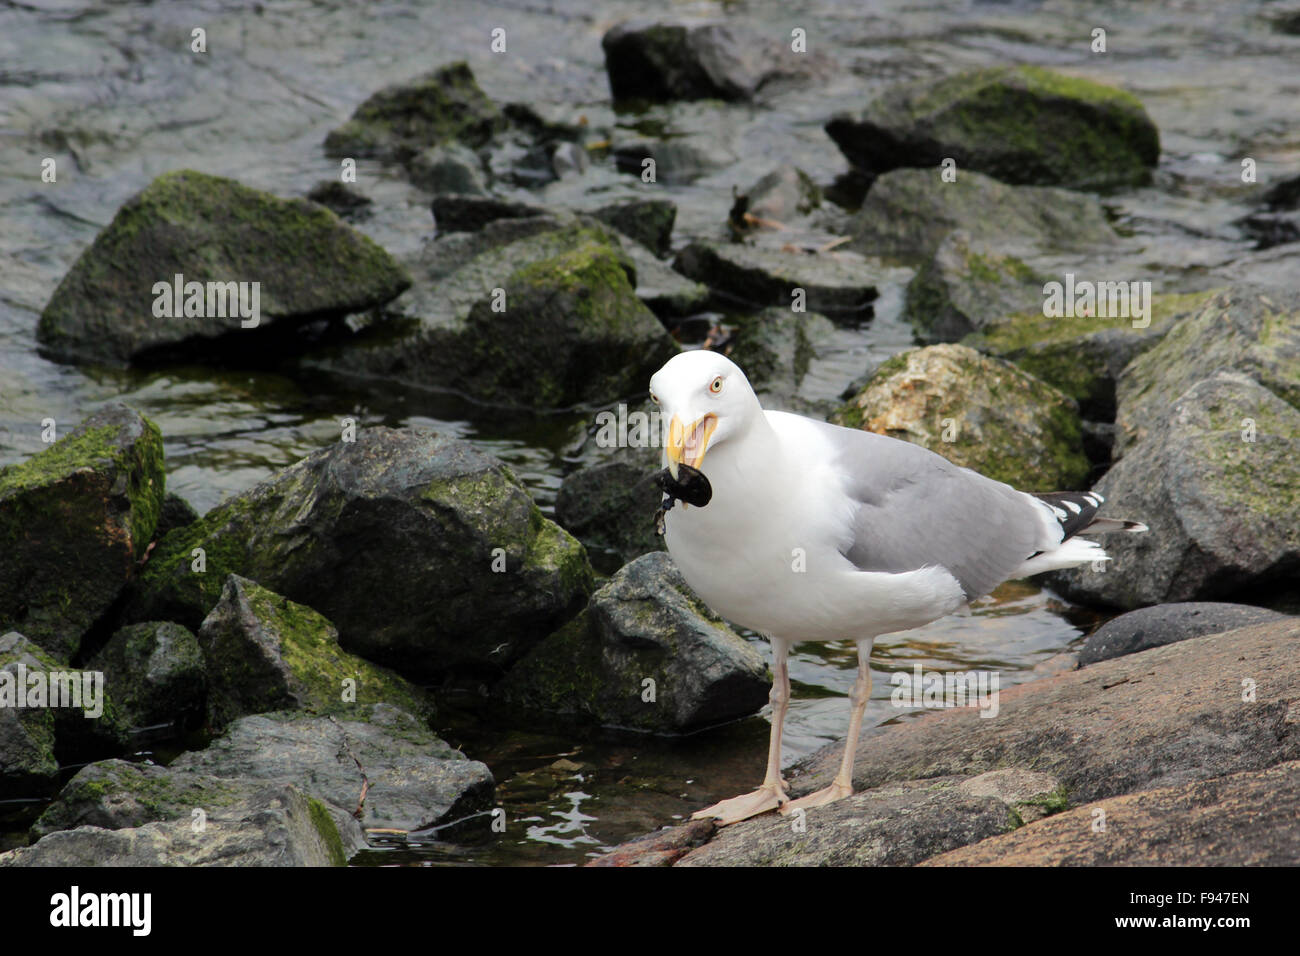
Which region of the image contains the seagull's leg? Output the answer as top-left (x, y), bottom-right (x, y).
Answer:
top-left (691, 638), bottom-right (791, 825)
top-left (782, 636), bottom-right (875, 814)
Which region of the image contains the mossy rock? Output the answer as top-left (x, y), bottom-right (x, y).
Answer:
top-left (1115, 286), bottom-right (1300, 457)
top-left (831, 344), bottom-right (1090, 491)
top-left (964, 289), bottom-right (1218, 419)
top-left (197, 575), bottom-right (429, 729)
top-left (905, 231), bottom-right (1046, 343)
top-left (847, 168), bottom-right (1117, 260)
top-left (1053, 372), bottom-right (1300, 609)
top-left (127, 428), bottom-right (592, 680)
top-left (36, 170), bottom-right (411, 364)
top-left (499, 552), bottom-right (769, 733)
top-left (593, 198), bottom-right (677, 256)
top-left (0, 403), bottom-right (165, 661)
top-left (0, 633), bottom-right (59, 800)
top-left (827, 65), bottom-right (1160, 190)
top-left (323, 61), bottom-right (507, 163)
top-left (725, 307), bottom-right (838, 411)
top-left (300, 220), bottom-right (679, 409)
top-left (86, 621), bottom-right (206, 732)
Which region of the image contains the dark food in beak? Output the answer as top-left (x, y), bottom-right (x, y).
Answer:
top-left (654, 464), bottom-right (712, 535)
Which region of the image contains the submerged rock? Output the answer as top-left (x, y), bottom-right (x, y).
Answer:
top-left (300, 221), bottom-right (678, 409)
top-left (306, 180), bottom-right (374, 221)
top-left (673, 240), bottom-right (886, 317)
top-left (847, 168), bottom-right (1116, 259)
top-left (499, 552), bottom-right (769, 733)
top-left (5, 784), bottom-right (360, 867)
top-left (905, 231), bottom-right (1045, 343)
top-left (831, 344), bottom-right (1090, 491)
top-left (827, 65), bottom-right (1160, 189)
top-left (963, 289), bottom-right (1217, 419)
top-left (1054, 372), bottom-right (1300, 609)
top-left (1078, 602), bottom-right (1292, 665)
top-left (323, 61), bottom-right (507, 163)
top-left (197, 575), bottom-right (429, 729)
top-left (128, 428), bottom-right (592, 680)
top-left (614, 139), bottom-right (735, 185)
top-left (87, 621), bottom-right (206, 732)
top-left (0, 403), bottom-right (165, 661)
top-left (1114, 286), bottom-right (1300, 457)
top-left (36, 171), bottom-right (410, 365)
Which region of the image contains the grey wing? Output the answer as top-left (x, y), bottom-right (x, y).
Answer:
top-left (822, 422), bottom-right (1055, 600)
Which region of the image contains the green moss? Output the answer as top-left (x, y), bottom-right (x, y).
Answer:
top-left (308, 797), bottom-right (349, 866)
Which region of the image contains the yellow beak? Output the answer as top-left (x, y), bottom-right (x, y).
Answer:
top-left (665, 413), bottom-right (718, 480)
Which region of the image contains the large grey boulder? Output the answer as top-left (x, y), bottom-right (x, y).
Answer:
top-left (128, 428), bottom-right (592, 680)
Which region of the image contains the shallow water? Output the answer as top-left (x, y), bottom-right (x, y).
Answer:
top-left (1, 0), bottom-right (1296, 864)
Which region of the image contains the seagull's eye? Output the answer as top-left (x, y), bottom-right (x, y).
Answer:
top-left (649, 391), bottom-right (660, 405)
top-left (709, 376), bottom-right (724, 394)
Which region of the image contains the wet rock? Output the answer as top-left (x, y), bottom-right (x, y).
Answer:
top-left (554, 458), bottom-right (665, 568)
top-left (0, 633), bottom-right (58, 800)
top-left (431, 193), bottom-right (545, 233)
top-left (86, 621), bottom-right (205, 732)
top-left (673, 240), bottom-right (886, 317)
top-left (499, 552), bottom-right (769, 733)
top-left (550, 141), bottom-right (590, 178)
top-left (729, 164), bottom-right (822, 232)
top-left (197, 575), bottom-right (429, 729)
top-left (1115, 286), bottom-right (1300, 457)
top-left (0, 631), bottom-right (130, 768)
top-left (963, 289), bottom-right (1217, 419)
top-left (36, 170), bottom-right (411, 365)
top-left (925, 761), bottom-right (1300, 866)
top-left (1262, 172), bottom-right (1300, 209)
top-left (300, 221), bottom-right (678, 409)
top-left (593, 199), bottom-right (676, 257)
top-left (171, 706), bottom-right (494, 835)
top-left (614, 139), bottom-right (734, 185)
top-left (826, 65), bottom-right (1160, 189)
top-left (830, 344), bottom-right (1090, 491)
top-left (0, 403), bottom-right (165, 660)
top-left (847, 168), bottom-right (1116, 260)
top-left (323, 61), bottom-right (507, 164)
top-left (602, 21), bottom-right (764, 103)
top-left (726, 307), bottom-right (837, 408)
top-left (128, 428), bottom-right (592, 680)
top-left (905, 231), bottom-right (1045, 343)
top-left (153, 492), bottom-right (200, 540)
top-left (672, 770), bottom-right (1063, 866)
top-left (619, 240), bottom-right (711, 318)
top-left (34, 704), bottom-right (492, 845)
top-left (1054, 373), bottom-right (1300, 609)
top-left (306, 180), bottom-right (374, 221)
top-left (1079, 602), bottom-right (1292, 666)
top-left (408, 142), bottom-right (489, 195)
top-left (4, 784), bottom-right (360, 867)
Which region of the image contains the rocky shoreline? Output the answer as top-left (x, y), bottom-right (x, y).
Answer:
top-left (2, 6), bottom-right (1299, 866)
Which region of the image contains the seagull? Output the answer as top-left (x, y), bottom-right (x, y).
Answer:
top-left (648, 350), bottom-right (1147, 825)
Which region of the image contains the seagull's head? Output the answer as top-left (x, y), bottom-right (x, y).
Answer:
top-left (649, 350), bottom-right (761, 479)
